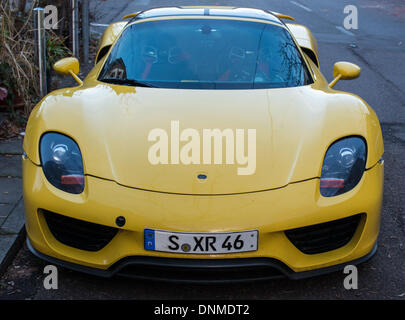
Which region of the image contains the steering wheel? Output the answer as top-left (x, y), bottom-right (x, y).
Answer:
top-left (168, 46), bottom-right (187, 64)
top-left (222, 46), bottom-right (250, 81)
top-left (141, 45), bottom-right (158, 64)
top-left (229, 46), bottom-right (245, 63)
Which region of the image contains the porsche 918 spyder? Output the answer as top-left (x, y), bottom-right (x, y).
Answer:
top-left (23, 6), bottom-right (384, 282)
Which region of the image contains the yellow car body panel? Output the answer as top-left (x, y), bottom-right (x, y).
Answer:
top-left (23, 8), bottom-right (384, 280)
top-left (95, 21), bottom-right (127, 64)
top-left (286, 23), bottom-right (319, 67)
top-left (23, 156), bottom-right (383, 272)
top-left (23, 60), bottom-right (383, 195)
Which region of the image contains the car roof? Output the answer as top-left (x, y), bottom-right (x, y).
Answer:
top-left (130, 6), bottom-right (283, 25)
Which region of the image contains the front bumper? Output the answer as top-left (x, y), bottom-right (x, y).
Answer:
top-left (23, 156), bottom-right (384, 281)
top-left (27, 237), bottom-right (377, 283)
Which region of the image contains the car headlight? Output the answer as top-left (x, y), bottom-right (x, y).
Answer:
top-left (39, 132), bottom-right (84, 194)
top-left (320, 136), bottom-right (367, 197)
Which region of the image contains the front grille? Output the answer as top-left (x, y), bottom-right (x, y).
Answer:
top-left (285, 214), bottom-right (363, 255)
top-left (42, 210), bottom-right (119, 252)
top-left (115, 257), bottom-right (286, 282)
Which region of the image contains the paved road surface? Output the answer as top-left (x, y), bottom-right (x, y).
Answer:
top-left (1, 0), bottom-right (404, 300)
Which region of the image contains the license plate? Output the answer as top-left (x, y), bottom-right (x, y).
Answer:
top-left (144, 229), bottom-right (258, 254)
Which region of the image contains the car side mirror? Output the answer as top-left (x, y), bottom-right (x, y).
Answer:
top-left (329, 62), bottom-right (361, 88)
top-left (53, 57), bottom-right (83, 85)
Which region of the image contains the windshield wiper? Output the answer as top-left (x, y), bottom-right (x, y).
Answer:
top-left (99, 78), bottom-right (157, 88)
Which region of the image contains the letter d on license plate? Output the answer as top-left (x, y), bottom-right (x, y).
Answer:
top-left (144, 229), bottom-right (258, 254)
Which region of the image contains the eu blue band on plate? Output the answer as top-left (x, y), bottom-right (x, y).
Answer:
top-left (144, 229), bottom-right (155, 251)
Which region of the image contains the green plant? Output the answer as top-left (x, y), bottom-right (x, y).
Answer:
top-left (46, 33), bottom-right (71, 69)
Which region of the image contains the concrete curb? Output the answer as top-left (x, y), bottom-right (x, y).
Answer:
top-left (0, 137), bottom-right (25, 278)
top-left (0, 199), bottom-right (26, 277)
top-left (0, 227), bottom-right (26, 277)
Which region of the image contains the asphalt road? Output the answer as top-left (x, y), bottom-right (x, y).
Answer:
top-left (1, 0), bottom-right (405, 300)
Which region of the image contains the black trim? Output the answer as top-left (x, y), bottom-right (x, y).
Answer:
top-left (96, 45), bottom-right (112, 64)
top-left (42, 210), bottom-right (119, 252)
top-left (285, 214), bottom-right (363, 254)
top-left (27, 238), bottom-right (377, 283)
top-left (301, 47), bottom-right (319, 67)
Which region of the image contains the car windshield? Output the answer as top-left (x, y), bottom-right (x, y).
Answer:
top-left (98, 19), bottom-right (313, 89)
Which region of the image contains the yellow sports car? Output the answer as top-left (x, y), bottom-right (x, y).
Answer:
top-left (23, 6), bottom-right (384, 282)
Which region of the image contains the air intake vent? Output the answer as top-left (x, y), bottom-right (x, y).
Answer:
top-left (42, 210), bottom-right (118, 252)
top-left (285, 214), bottom-right (363, 254)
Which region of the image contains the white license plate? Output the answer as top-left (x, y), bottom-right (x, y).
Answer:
top-left (144, 229), bottom-right (258, 254)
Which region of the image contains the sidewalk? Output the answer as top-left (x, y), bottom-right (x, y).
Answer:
top-left (0, 135), bottom-right (25, 276)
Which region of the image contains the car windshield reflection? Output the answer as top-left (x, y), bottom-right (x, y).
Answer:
top-left (98, 19), bottom-right (313, 89)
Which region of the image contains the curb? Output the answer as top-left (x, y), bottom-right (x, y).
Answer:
top-left (0, 136), bottom-right (25, 278)
top-left (0, 226), bottom-right (26, 278)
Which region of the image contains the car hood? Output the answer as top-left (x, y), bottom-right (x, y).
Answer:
top-left (25, 82), bottom-right (383, 195)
